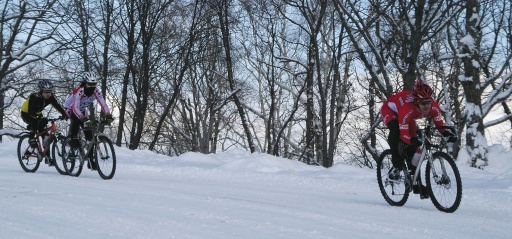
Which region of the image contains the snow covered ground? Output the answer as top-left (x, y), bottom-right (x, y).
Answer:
top-left (1, 138), bottom-right (511, 239)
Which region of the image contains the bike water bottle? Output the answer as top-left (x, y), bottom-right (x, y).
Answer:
top-left (412, 149), bottom-right (422, 166)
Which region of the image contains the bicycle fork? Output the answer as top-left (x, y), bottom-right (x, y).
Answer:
top-left (428, 151), bottom-right (451, 186)
top-left (414, 147), bottom-right (450, 187)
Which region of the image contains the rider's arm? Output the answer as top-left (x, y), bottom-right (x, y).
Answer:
top-left (397, 106), bottom-right (416, 145)
top-left (430, 101), bottom-right (449, 134)
top-left (72, 88), bottom-right (86, 119)
top-left (48, 95), bottom-right (67, 117)
top-left (93, 88), bottom-right (111, 115)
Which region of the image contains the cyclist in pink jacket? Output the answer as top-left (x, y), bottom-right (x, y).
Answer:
top-left (64, 72), bottom-right (113, 168)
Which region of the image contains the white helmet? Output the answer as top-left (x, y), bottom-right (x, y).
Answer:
top-left (82, 72), bottom-right (99, 84)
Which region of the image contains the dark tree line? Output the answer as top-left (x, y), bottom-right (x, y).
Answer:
top-left (1, 0), bottom-right (511, 168)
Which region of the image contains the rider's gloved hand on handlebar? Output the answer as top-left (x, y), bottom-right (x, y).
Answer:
top-left (442, 131), bottom-right (458, 143)
top-left (80, 116), bottom-right (94, 127)
top-left (410, 136), bottom-right (423, 147)
top-left (105, 114), bottom-right (114, 125)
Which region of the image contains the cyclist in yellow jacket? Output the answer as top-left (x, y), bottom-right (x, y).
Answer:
top-left (21, 79), bottom-right (67, 151)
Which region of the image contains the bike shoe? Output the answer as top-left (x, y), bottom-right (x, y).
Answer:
top-left (48, 158), bottom-right (55, 166)
top-left (87, 160), bottom-right (97, 170)
top-left (413, 185), bottom-right (430, 199)
top-left (420, 191), bottom-right (430, 199)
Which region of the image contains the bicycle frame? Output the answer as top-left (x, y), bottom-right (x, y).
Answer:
top-left (25, 118), bottom-right (62, 158)
top-left (63, 119), bottom-right (117, 179)
top-left (17, 116), bottom-right (67, 174)
top-left (36, 121), bottom-right (57, 157)
top-left (76, 120), bottom-right (110, 167)
top-left (410, 125), bottom-right (454, 187)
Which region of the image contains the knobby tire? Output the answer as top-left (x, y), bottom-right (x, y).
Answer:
top-left (17, 135), bottom-right (41, 173)
top-left (425, 152), bottom-right (463, 213)
top-left (377, 149), bottom-right (409, 206)
top-left (51, 137), bottom-right (68, 175)
top-left (95, 135), bottom-right (116, 180)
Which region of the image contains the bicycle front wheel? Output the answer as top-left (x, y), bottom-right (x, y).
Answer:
top-left (51, 137), bottom-right (68, 175)
top-left (62, 138), bottom-right (83, 177)
top-left (95, 135), bottom-right (116, 180)
top-left (17, 135), bottom-right (41, 173)
top-left (377, 149), bottom-right (409, 206)
top-left (425, 151), bottom-right (462, 213)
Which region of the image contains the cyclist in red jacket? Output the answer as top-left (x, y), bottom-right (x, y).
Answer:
top-left (380, 81), bottom-right (456, 198)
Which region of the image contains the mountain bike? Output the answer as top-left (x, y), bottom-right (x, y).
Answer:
top-left (17, 116), bottom-right (68, 174)
top-left (61, 120), bottom-right (116, 180)
top-left (376, 124), bottom-right (462, 213)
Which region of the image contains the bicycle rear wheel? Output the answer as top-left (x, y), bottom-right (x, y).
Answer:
top-left (377, 149), bottom-right (409, 206)
top-left (425, 152), bottom-right (462, 213)
top-left (62, 138), bottom-right (83, 177)
top-left (95, 135), bottom-right (116, 180)
top-left (17, 135), bottom-right (42, 173)
top-left (51, 137), bottom-right (68, 175)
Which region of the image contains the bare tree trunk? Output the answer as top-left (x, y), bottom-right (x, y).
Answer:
top-left (116, 0), bottom-right (136, 147)
top-left (129, 0), bottom-right (173, 150)
top-left (148, 1), bottom-right (200, 151)
top-left (216, 0), bottom-right (256, 153)
top-left (459, 0), bottom-right (488, 167)
top-left (99, 0), bottom-right (115, 130)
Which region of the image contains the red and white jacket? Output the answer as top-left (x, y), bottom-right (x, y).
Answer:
top-left (381, 90), bottom-right (446, 145)
top-left (64, 87), bottom-right (110, 119)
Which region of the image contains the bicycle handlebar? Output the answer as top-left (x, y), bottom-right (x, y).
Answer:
top-left (47, 116), bottom-right (67, 122)
top-left (432, 125), bottom-right (456, 132)
top-left (417, 125), bottom-right (457, 149)
top-left (83, 119), bottom-right (113, 131)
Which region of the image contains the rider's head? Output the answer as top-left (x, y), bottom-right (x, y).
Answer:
top-left (81, 72), bottom-right (99, 86)
top-left (37, 79), bottom-right (54, 99)
top-left (412, 81), bottom-right (433, 100)
top-left (81, 72), bottom-right (99, 96)
top-left (412, 81), bottom-right (433, 113)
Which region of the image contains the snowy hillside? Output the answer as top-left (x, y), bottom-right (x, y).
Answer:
top-left (1, 138), bottom-right (511, 239)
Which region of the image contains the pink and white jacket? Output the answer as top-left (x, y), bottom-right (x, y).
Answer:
top-left (64, 87), bottom-right (110, 119)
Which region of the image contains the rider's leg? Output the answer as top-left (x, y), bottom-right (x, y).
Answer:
top-left (407, 145), bottom-right (429, 199)
top-left (82, 123), bottom-right (95, 169)
top-left (69, 113), bottom-right (82, 147)
top-left (21, 112), bottom-right (43, 148)
top-left (387, 120), bottom-right (405, 170)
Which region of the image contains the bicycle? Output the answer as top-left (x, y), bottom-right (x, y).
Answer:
top-left (376, 123), bottom-right (463, 213)
top-left (17, 116), bottom-right (68, 174)
top-left (61, 119), bottom-right (116, 180)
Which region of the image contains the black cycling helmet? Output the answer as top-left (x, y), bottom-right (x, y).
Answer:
top-left (82, 72), bottom-right (99, 84)
top-left (37, 79), bottom-right (53, 91)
